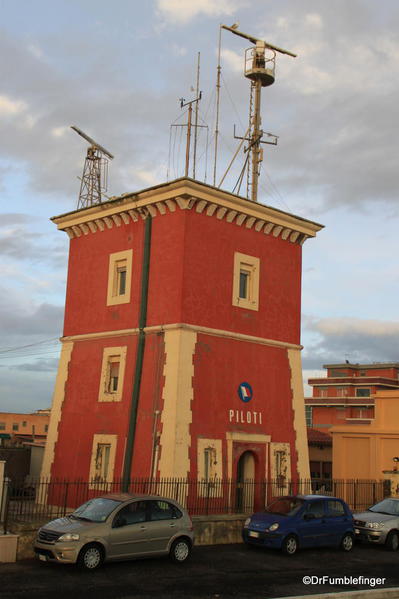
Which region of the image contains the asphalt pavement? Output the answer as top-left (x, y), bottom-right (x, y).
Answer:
top-left (1, 542), bottom-right (399, 599)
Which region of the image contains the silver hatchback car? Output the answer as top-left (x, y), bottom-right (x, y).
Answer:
top-left (34, 493), bottom-right (194, 570)
top-left (353, 497), bottom-right (399, 550)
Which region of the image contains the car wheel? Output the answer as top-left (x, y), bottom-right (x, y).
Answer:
top-left (341, 532), bottom-right (354, 552)
top-left (281, 534), bottom-right (298, 556)
top-left (170, 538), bottom-right (191, 563)
top-left (385, 531), bottom-right (399, 551)
top-left (77, 543), bottom-right (104, 570)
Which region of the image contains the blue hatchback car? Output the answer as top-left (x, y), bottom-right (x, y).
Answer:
top-left (242, 495), bottom-right (354, 555)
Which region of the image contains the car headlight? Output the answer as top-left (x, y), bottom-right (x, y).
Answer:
top-left (366, 522), bottom-right (383, 529)
top-left (244, 517), bottom-right (251, 528)
top-left (58, 533), bottom-right (80, 541)
top-left (268, 523), bottom-right (279, 532)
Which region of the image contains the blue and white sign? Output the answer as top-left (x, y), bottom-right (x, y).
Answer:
top-left (238, 382), bottom-right (253, 403)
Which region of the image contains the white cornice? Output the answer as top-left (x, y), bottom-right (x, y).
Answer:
top-left (52, 178), bottom-right (323, 244)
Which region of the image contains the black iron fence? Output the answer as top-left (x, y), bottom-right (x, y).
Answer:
top-left (2, 476), bottom-right (387, 523)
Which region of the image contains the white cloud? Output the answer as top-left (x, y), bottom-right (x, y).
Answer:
top-left (51, 126), bottom-right (69, 138)
top-left (0, 94), bottom-right (28, 117)
top-left (305, 13), bottom-right (323, 29)
top-left (120, 164), bottom-right (167, 189)
top-left (220, 48), bottom-right (242, 73)
top-left (27, 43), bottom-right (44, 60)
top-left (135, 169), bottom-right (160, 186)
top-left (156, 0), bottom-right (247, 25)
top-left (172, 43), bottom-right (187, 57)
top-left (314, 318), bottom-right (399, 338)
top-left (301, 316), bottom-right (399, 369)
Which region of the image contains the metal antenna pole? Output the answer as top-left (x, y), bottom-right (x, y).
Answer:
top-left (193, 52), bottom-right (200, 179)
top-left (246, 82), bottom-right (254, 198)
top-left (220, 25), bottom-right (296, 202)
top-left (213, 25), bottom-right (222, 186)
top-left (185, 102), bottom-right (193, 177)
top-left (180, 93), bottom-right (202, 178)
top-left (251, 77), bottom-right (262, 202)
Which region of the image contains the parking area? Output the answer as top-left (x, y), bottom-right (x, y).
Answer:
top-left (1, 542), bottom-right (399, 599)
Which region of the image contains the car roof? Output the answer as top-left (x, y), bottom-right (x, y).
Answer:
top-left (95, 493), bottom-right (180, 503)
top-left (276, 495), bottom-right (345, 501)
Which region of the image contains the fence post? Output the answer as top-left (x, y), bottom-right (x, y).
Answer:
top-left (63, 481), bottom-right (70, 516)
top-left (0, 461), bottom-right (5, 523)
top-left (205, 482), bottom-right (211, 516)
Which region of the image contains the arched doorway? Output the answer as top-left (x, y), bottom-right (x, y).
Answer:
top-left (236, 451), bottom-right (255, 512)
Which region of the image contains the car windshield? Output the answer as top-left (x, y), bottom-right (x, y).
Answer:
top-left (71, 497), bottom-right (122, 522)
top-left (368, 499), bottom-right (399, 516)
top-left (265, 497), bottom-right (304, 516)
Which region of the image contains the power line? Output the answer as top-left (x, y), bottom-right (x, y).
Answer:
top-left (0, 337), bottom-right (59, 355)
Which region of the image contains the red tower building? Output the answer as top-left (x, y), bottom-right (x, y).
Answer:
top-left (42, 178), bottom-right (322, 502)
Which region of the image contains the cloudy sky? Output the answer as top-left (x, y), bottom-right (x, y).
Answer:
top-left (1, 0), bottom-right (398, 413)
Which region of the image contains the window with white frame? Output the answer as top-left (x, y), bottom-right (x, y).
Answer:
top-left (98, 347), bottom-right (127, 402)
top-left (197, 439), bottom-right (222, 496)
top-left (94, 443), bottom-right (111, 482)
top-left (204, 446), bottom-right (217, 482)
top-left (89, 434), bottom-right (117, 488)
top-left (275, 450), bottom-right (286, 478)
top-left (232, 252), bottom-right (260, 311)
top-left (107, 250), bottom-right (133, 306)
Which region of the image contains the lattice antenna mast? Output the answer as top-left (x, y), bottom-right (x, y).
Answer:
top-left (71, 126), bottom-right (114, 209)
top-left (221, 25), bottom-right (296, 202)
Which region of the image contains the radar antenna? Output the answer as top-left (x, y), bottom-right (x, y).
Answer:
top-left (221, 25), bottom-right (296, 202)
top-left (71, 125), bottom-right (114, 209)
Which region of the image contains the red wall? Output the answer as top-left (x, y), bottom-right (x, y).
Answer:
top-left (181, 210), bottom-right (302, 344)
top-left (190, 333), bottom-right (298, 480)
top-left (53, 204), bottom-right (303, 483)
top-left (51, 336), bottom-right (136, 478)
top-left (63, 221), bottom-right (145, 336)
top-left (63, 209), bottom-right (302, 344)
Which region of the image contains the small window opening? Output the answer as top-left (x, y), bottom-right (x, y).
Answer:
top-left (239, 270), bottom-right (250, 299)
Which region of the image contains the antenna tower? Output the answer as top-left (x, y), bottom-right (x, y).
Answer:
top-left (220, 25), bottom-right (296, 202)
top-left (71, 125), bottom-right (114, 209)
top-left (180, 92), bottom-right (203, 177)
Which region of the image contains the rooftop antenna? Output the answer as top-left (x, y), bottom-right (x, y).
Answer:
top-left (221, 25), bottom-right (296, 202)
top-left (179, 92), bottom-right (202, 177)
top-left (71, 125), bottom-right (114, 209)
top-left (192, 52), bottom-right (201, 180)
top-left (213, 24), bottom-right (223, 186)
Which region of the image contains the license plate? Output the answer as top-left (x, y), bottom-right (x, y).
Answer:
top-left (249, 531), bottom-right (259, 538)
top-left (39, 554), bottom-right (47, 561)
top-left (355, 528), bottom-right (360, 535)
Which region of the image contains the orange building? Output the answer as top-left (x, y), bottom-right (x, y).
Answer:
top-left (331, 390), bottom-right (399, 481)
top-left (305, 362), bottom-right (399, 432)
top-left (0, 409), bottom-right (50, 445)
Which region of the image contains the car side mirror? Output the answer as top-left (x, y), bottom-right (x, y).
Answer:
top-left (304, 513), bottom-right (315, 521)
